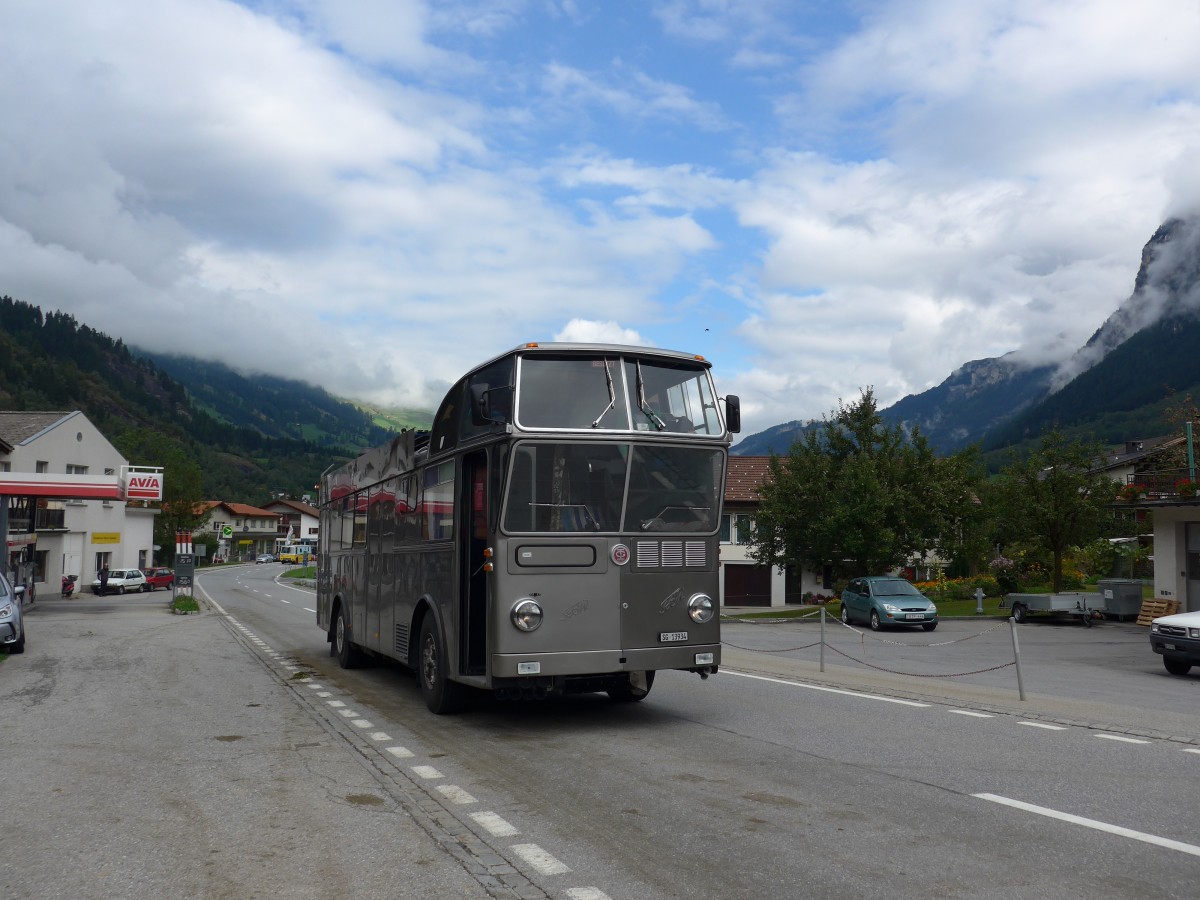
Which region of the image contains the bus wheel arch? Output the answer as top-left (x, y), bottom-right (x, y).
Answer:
top-left (608, 670), bottom-right (655, 702)
top-left (331, 598), bottom-right (362, 669)
top-left (416, 609), bottom-right (467, 714)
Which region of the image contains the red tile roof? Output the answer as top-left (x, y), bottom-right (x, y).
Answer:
top-left (725, 456), bottom-right (772, 502)
top-left (199, 500), bottom-right (279, 517)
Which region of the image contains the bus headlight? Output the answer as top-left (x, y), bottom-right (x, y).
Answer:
top-left (511, 598), bottom-right (543, 632)
top-left (687, 593), bottom-right (714, 624)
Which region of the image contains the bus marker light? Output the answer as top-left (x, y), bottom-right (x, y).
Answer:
top-left (517, 661), bottom-right (541, 675)
top-left (695, 652), bottom-right (714, 665)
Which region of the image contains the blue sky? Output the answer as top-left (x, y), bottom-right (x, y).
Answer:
top-left (3, 0), bottom-right (1200, 440)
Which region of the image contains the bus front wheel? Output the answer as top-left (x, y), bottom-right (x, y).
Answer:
top-left (333, 606), bottom-right (361, 669)
top-left (608, 670), bottom-right (655, 702)
top-left (419, 618), bottom-right (466, 714)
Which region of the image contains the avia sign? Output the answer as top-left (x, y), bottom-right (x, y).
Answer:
top-left (122, 466), bottom-right (164, 501)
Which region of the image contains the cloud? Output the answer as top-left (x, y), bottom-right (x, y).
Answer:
top-left (4, 0), bottom-right (1200, 443)
top-left (554, 319), bottom-right (650, 345)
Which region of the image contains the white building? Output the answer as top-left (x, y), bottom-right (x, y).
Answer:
top-left (0, 410), bottom-right (159, 592)
top-left (262, 498), bottom-right (320, 550)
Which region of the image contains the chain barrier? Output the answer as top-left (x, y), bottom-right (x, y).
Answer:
top-left (821, 641), bottom-right (1017, 677)
top-left (724, 611), bottom-right (1020, 680)
top-left (723, 639), bottom-right (823, 653)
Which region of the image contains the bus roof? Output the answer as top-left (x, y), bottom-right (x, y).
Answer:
top-left (468, 343), bottom-right (711, 374)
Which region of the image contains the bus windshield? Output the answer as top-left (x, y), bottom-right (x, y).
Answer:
top-left (502, 441), bottom-right (724, 534)
top-left (516, 354), bottom-right (722, 434)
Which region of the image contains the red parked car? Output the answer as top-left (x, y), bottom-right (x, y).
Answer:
top-left (143, 566), bottom-right (175, 591)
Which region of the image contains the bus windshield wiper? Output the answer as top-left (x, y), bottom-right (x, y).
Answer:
top-left (591, 359), bottom-right (616, 428)
top-left (635, 361), bottom-right (666, 430)
top-left (640, 505), bottom-right (711, 530)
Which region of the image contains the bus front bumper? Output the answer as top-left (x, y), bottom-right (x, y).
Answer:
top-left (491, 644), bottom-right (721, 679)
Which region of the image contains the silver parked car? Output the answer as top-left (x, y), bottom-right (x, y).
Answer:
top-left (0, 571), bottom-right (26, 654)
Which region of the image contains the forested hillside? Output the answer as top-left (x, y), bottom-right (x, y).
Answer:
top-left (0, 295), bottom-right (404, 502)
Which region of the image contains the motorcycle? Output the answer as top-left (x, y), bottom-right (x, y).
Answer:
top-left (61, 574), bottom-right (77, 598)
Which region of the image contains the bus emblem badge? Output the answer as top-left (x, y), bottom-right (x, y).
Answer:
top-left (611, 544), bottom-right (630, 566)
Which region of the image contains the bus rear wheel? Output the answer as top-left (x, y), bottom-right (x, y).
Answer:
top-left (333, 606), bottom-right (361, 669)
top-left (608, 670), bottom-right (655, 702)
top-left (419, 618), bottom-right (466, 714)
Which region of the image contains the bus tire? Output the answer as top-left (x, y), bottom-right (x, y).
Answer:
top-left (333, 606), bottom-right (361, 669)
top-left (608, 670), bottom-right (655, 702)
top-left (418, 617), bottom-right (466, 714)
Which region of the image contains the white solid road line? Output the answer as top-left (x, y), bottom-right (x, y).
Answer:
top-left (726, 670), bottom-right (930, 707)
top-left (974, 793), bottom-right (1200, 857)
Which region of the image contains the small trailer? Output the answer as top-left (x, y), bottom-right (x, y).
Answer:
top-left (1002, 592), bottom-right (1106, 627)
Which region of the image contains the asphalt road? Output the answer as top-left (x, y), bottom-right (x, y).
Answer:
top-left (4, 568), bottom-right (1198, 899)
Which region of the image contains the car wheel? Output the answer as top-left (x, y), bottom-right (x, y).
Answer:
top-left (142, 583), bottom-right (150, 592)
top-left (1012, 603), bottom-right (1027, 624)
top-left (608, 670), bottom-right (655, 702)
top-left (10, 631), bottom-right (24, 653)
top-left (117, 585), bottom-right (126, 595)
top-left (841, 604), bottom-right (851, 625)
top-left (1164, 658), bottom-right (1193, 676)
top-left (333, 606), bottom-right (361, 670)
top-left (922, 622), bottom-right (937, 632)
top-left (869, 609), bottom-right (881, 631)
top-left (418, 617), bottom-right (466, 714)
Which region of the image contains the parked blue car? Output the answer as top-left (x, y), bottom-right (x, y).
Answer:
top-left (841, 576), bottom-right (938, 632)
top-left (0, 571), bottom-right (26, 654)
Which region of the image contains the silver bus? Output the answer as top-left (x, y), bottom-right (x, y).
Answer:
top-left (316, 342), bottom-right (741, 713)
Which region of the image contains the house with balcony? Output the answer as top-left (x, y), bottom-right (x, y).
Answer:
top-left (1102, 434), bottom-right (1200, 612)
top-left (261, 498), bottom-right (319, 551)
top-left (0, 410), bottom-right (158, 592)
top-left (197, 501), bottom-right (283, 562)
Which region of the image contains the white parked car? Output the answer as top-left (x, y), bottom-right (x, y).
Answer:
top-left (1149, 608), bottom-right (1200, 676)
top-left (91, 568), bottom-right (148, 595)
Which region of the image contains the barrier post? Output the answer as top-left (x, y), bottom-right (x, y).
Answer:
top-left (1009, 617), bottom-right (1026, 701)
top-left (819, 607), bottom-right (826, 673)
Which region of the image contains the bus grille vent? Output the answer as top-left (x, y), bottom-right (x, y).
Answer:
top-left (636, 542), bottom-right (660, 567)
top-left (660, 541), bottom-right (684, 566)
top-left (395, 622), bottom-right (409, 657)
top-left (635, 540), bottom-right (706, 567)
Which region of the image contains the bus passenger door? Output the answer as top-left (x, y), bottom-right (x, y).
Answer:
top-left (459, 451), bottom-right (489, 675)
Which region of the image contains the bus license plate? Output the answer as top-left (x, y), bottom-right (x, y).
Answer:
top-left (905, 613), bottom-right (925, 620)
top-left (660, 631), bottom-right (688, 642)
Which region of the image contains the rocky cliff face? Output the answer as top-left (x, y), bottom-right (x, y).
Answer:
top-left (1055, 216), bottom-right (1200, 388)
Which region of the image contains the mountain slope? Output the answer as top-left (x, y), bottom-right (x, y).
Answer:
top-left (734, 214), bottom-right (1200, 458)
top-left (0, 295), bottom-right (397, 500)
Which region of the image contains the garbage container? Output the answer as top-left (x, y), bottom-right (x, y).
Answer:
top-left (1097, 578), bottom-right (1144, 621)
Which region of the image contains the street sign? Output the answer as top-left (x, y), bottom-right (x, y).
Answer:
top-left (221, 526), bottom-right (233, 538)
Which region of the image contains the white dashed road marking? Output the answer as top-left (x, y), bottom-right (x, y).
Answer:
top-left (412, 765), bottom-right (444, 779)
top-left (1019, 721), bottom-right (1067, 730)
top-left (470, 811), bottom-right (519, 837)
top-left (1096, 734), bottom-right (1151, 744)
top-left (437, 785), bottom-right (477, 805)
top-left (510, 843), bottom-right (570, 876)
